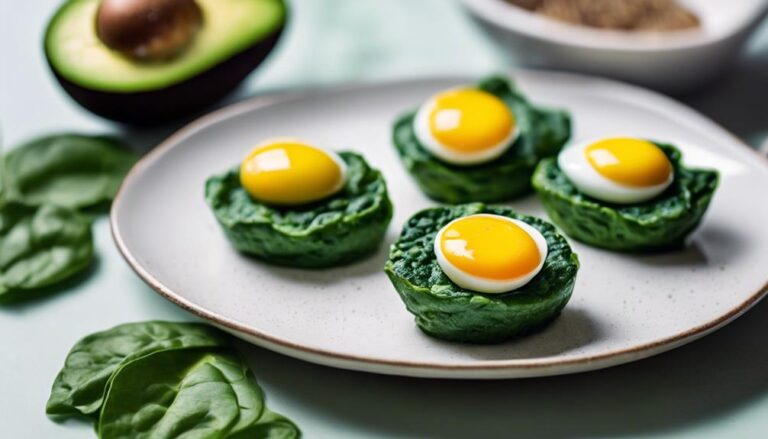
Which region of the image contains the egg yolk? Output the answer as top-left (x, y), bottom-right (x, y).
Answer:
top-left (429, 89), bottom-right (516, 153)
top-left (239, 141), bottom-right (344, 206)
top-left (439, 215), bottom-right (541, 281)
top-left (585, 138), bottom-right (672, 188)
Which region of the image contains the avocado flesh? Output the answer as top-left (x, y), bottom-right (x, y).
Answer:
top-left (46, 0), bottom-right (285, 92)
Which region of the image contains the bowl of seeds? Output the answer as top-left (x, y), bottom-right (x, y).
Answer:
top-left (461, 0), bottom-right (768, 92)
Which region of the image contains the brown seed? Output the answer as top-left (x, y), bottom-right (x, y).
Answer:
top-left (507, 0), bottom-right (699, 31)
top-left (95, 0), bottom-right (204, 61)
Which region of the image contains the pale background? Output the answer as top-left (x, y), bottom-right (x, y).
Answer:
top-left (2, 0), bottom-right (768, 437)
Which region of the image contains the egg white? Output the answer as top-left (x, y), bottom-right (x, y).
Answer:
top-left (557, 138), bottom-right (674, 204)
top-left (414, 89), bottom-right (520, 165)
top-left (433, 214), bottom-right (548, 294)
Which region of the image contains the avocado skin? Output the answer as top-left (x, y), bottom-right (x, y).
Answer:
top-left (46, 24), bottom-right (284, 125)
top-left (385, 203), bottom-right (579, 344)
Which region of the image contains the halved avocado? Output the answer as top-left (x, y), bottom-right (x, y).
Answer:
top-left (44, 0), bottom-right (286, 124)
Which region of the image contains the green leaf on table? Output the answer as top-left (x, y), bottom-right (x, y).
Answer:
top-left (0, 200), bottom-right (93, 302)
top-left (98, 350), bottom-right (244, 438)
top-left (48, 321), bottom-right (301, 438)
top-left (226, 408), bottom-right (302, 439)
top-left (4, 133), bottom-right (138, 210)
top-left (98, 349), bottom-right (300, 439)
top-left (46, 321), bottom-right (232, 418)
top-left (97, 349), bottom-right (300, 439)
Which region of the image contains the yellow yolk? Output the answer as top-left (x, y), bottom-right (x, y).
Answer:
top-left (428, 89), bottom-right (516, 153)
top-left (439, 215), bottom-right (541, 281)
top-left (585, 138), bottom-right (672, 187)
top-left (239, 141), bottom-right (344, 206)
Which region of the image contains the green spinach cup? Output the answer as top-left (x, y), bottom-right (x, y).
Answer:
top-left (532, 143), bottom-right (719, 251)
top-left (392, 75), bottom-right (571, 203)
top-left (385, 203), bottom-right (579, 344)
top-left (205, 152), bottom-right (393, 268)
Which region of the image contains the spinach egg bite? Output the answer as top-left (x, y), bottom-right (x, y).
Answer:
top-left (392, 75), bottom-right (571, 203)
top-left (385, 203), bottom-right (579, 343)
top-left (205, 139), bottom-right (393, 268)
top-left (532, 137), bottom-right (719, 251)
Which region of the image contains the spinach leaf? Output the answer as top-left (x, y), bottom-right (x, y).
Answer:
top-left (5, 133), bottom-right (138, 210)
top-left (98, 349), bottom-right (300, 439)
top-left (98, 350), bottom-right (242, 439)
top-left (48, 321), bottom-right (301, 438)
top-left (226, 408), bottom-right (301, 439)
top-left (0, 200), bottom-right (93, 302)
top-left (47, 321), bottom-right (231, 417)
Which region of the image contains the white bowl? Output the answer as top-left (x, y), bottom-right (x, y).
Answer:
top-left (460, 0), bottom-right (768, 92)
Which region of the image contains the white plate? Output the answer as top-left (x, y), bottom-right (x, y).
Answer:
top-left (112, 71), bottom-right (768, 379)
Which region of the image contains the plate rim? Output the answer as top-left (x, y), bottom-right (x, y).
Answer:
top-left (110, 69), bottom-right (768, 378)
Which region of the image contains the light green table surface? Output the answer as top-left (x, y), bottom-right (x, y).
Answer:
top-left (3, 1), bottom-right (768, 437)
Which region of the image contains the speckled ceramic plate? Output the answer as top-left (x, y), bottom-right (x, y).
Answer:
top-left (112, 71), bottom-right (768, 379)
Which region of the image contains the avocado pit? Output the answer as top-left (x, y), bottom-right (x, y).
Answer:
top-left (96, 0), bottom-right (203, 61)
